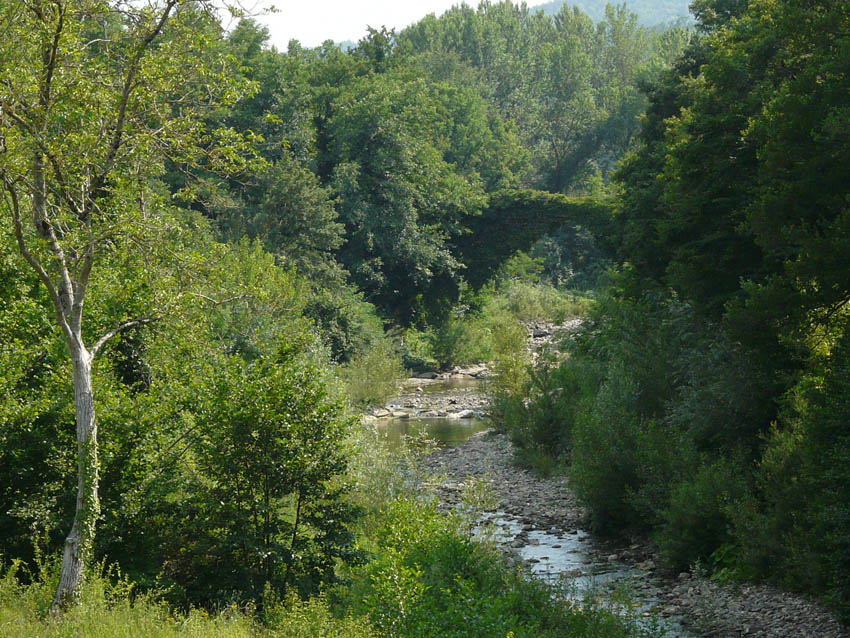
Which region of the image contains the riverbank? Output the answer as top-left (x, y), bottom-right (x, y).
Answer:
top-left (420, 426), bottom-right (846, 637)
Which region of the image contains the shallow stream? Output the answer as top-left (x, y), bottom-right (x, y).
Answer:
top-left (377, 376), bottom-right (491, 447)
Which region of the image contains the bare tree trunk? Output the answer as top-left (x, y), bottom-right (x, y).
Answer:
top-left (52, 345), bottom-right (100, 611)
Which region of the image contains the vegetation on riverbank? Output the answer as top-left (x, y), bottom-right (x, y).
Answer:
top-left (3, 0), bottom-right (846, 632)
top-left (0, 429), bottom-right (650, 638)
top-left (492, 0), bottom-right (850, 625)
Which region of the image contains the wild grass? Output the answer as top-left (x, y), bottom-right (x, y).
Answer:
top-left (0, 561), bottom-right (373, 638)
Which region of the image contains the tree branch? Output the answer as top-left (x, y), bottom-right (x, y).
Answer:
top-left (89, 0), bottom-right (180, 208)
top-left (90, 317), bottom-right (160, 360)
top-left (2, 104), bottom-right (84, 218)
top-left (3, 175), bottom-right (74, 342)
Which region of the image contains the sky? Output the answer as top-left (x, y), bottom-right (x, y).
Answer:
top-left (244, 1), bottom-right (544, 50)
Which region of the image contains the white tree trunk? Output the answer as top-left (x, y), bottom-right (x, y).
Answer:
top-left (52, 345), bottom-right (100, 611)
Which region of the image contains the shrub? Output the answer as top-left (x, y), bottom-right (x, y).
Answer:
top-left (343, 337), bottom-right (406, 407)
top-left (743, 325), bottom-right (850, 623)
top-left (486, 280), bottom-right (591, 324)
top-left (306, 284), bottom-right (385, 363)
top-left (426, 314), bottom-right (494, 370)
top-left (569, 365), bottom-right (643, 533)
top-left (517, 353), bottom-right (604, 458)
top-left (340, 498), bottom-right (649, 638)
top-left (158, 352), bottom-right (361, 607)
top-left (655, 456), bottom-right (749, 572)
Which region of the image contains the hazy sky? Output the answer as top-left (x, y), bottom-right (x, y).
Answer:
top-left (245, 1), bottom-right (544, 50)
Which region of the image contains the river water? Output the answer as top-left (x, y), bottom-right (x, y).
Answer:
top-left (377, 376), bottom-right (491, 447)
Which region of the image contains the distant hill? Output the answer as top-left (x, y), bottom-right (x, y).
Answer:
top-left (529, 0), bottom-right (692, 26)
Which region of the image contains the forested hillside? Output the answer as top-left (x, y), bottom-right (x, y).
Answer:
top-left (1, 0), bottom-right (848, 635)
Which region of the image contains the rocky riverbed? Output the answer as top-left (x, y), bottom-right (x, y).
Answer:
top-left (371, 318), bottom-right (847, 637)
top-left (422, 428), bottom-right (847, 637)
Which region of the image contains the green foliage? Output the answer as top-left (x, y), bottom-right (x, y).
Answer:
top-left (506, 353), bottom-right (604, 466)
top-left (736, 322), bottom-right (850, 622)
top-left (485, 279), bottom-right (592, 324)
top-left (456, 189), bottom-right (613, 289)
top-left (511, 287), bottom-right (772, 556)
top-left (158, 352), bottom-right (360, 607)
top-left (345, 423), bottom-right (438, 516)
top-left (206, 7), bottom-right (684, 325)
top-left (656, 456), bottom-right (749, 571)
top-left (569, 362), bottom-right (644, 532)
top-left (305, 283), bottom-right (385, 363)
top-left (488, 311), bottom-right (532, 400)
top-left (214, 156), bottom-right (344, 281)
top-left (421, 312), bottom-right (494, 370)
top-left (426, 315), bottom-right (481, 370)
top-left (327, 71), bottom-right (487, 318)
top-left (340, 498), bottom-right (649, 638)
top-left (589, 0), bottom-right (850, 616)
top-left (0, 562), bottom-right (375, 638)
top-left (535, 0), bottom-right (691, 26)
top-left (342, 337), bottom-right (406, 408)
top-left (399, 2), bottom-right (681, 193)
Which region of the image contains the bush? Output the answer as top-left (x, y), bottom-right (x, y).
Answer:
top-left (305, 284), bottom-right (384, 363)
top-left (509, 352), bottom-right (604, 461)
top-left (158, 351), bottom-right (361, 607)
top-left (740, 325), bottom-right (850, 623)
top-left (339, 498), bottom-right (650, 638)
top-left (343, 337), bottom-right (406, 407)
top-left (425, 314), bottom-right (493, 370)
top-left (655, 456), bottom-right (749, 572)
top-left (487, 310), bottom-right (532, 433)
top-left (486, 280), bottom-right (591, 324)
top-left (569, 365), bottom-right (643, 533)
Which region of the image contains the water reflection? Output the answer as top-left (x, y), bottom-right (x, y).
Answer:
top-left (378, 415), bottom-right (490, 448)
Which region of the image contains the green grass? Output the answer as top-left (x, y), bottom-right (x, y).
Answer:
top-left (0, 561), bottom-right (373, 638)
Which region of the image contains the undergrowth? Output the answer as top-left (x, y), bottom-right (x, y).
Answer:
top-left (1, 425), bottom-right (652, 638)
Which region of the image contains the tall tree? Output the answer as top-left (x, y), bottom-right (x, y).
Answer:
top-left (327, 72), bottom-right (487, 318)
top-left (0, 0), bottom-right (248, 608)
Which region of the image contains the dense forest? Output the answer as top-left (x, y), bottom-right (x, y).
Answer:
top-left (0, 0), bottom-right (848, 635)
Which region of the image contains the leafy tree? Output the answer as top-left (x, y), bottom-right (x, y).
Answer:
top-left (398, 2), bottom-right (677, 194)
top-left (214, 155), bottom-right (344, 282)
top-left (159, 352), bottom-right (359, 607)
top-left (327, 72), bottom-right (487, 318)
top-left (0, 0), bottom-right (249, 608)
